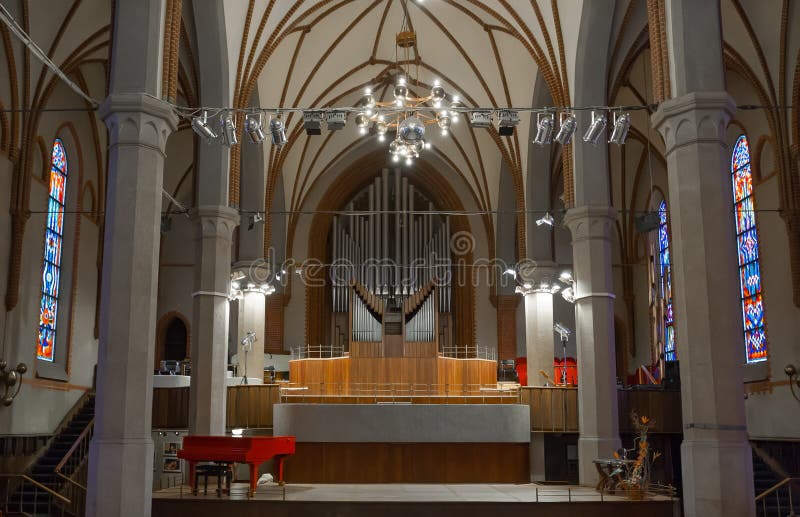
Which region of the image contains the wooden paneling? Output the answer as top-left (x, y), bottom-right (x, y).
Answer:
top-left (402, 342), bottom-right (438, 357)
top-left (518, 387), bottom-right (682, 434)
top-left (289, 356), bottom-right (497, 395)
top-left (283, 442), bottom-right (529, 483)
top-left (519, 387), bottom-right (579, 433)
top-left (279, 395), bottom-right (519, 404)
top-left (152, 385), bottom-right (280, 430)
top-left (617, 389), bottom-right (682, 433)
top-left (226, 385), bottom-right (281, 428)
top-left (349, 342), bottom-right (383, 358)
top-left (437, 358), bottom-right (496, 387)
top-left (152, 387), bottom-right (190, 429)
top-left (289, 357), bottom-right (350, 394)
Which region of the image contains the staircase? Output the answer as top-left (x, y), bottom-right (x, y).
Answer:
top-left (4, 393), bottom-right (94, 516)
top-left (753, 450), bottom-right (795, 517)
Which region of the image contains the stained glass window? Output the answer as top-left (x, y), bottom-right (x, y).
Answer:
top-left (730, 135), bottom-right (768, 363)
top-left (37, 139), bottom-right (68, 362)
top-left (657, 200), bottom-right (676, 362)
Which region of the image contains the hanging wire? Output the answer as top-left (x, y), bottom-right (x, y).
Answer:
top-left (0, 4), bottom-right (101, 107)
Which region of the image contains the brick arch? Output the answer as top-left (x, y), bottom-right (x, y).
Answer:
top-left (303, 150), bottom-right (476, 349)
top-left (154, 310), bottom-right (192, 370)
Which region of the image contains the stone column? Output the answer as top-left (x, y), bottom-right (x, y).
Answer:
top-left (653, 93), bottom-right (754, 517)
top-left (563, 206), bottom-right (620, 485)
top-left (232, 262), bottom-right (270, 385)
top-left (235, 290), bottom-right (266, 384)
top-left (86, 94), bottom-right (176, 517)
top-left (522, 281), bottom-right (555, 482)
top-left (188, 206), bottom-right (238, 435)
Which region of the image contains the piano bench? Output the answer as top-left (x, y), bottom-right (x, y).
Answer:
top-left (194, 463), bottom-right (233, 497)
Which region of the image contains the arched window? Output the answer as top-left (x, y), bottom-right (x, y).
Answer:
top-left (37, 139), bottom-right (68, 362)
top-left (730, 135), bottom-right (767, 363)
top-left (657, 200), bottom-right (676, 362)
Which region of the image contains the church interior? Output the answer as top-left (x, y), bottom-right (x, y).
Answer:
top-left (0, 1), bottom-right (799, 516)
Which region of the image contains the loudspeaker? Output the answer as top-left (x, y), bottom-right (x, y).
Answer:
top-left (663, 360), bottom-right (680, 389)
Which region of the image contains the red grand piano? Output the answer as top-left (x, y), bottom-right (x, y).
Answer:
top-left (177, 436), bottom-right (295, 497)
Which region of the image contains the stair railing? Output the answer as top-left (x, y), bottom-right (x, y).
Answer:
top-left (54, 417), bottom-right (94, 517)
top-left (1, 473), bottom-right (69, 516)
top-left (755, 477), bottom-right (798, 517)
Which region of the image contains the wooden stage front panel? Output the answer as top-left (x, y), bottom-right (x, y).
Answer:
top-left (289, 355), bottom-right (497, 395)
top-left (283, 442), bottom-right (530, 483)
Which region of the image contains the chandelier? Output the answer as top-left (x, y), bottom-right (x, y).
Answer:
top-left (352, 23), bottom-right (461, 166)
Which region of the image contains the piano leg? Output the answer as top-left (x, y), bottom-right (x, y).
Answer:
top-left (248, 462), bottom-right (258, 498)
top-left (276, 454), bottom-right (287, 486)
top-left (189, 461), bottom-right (197, 495)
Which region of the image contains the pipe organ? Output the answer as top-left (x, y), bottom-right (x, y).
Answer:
top-left (330, 168), bottom-right (452, 350)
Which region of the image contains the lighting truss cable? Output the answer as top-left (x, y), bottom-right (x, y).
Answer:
top-left (0, 4), bottom-right (101, 107)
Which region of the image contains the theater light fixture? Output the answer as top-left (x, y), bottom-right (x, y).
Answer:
top-left (554, 112), bottom-right (577, 145)
top-left (498, 110), bottom-right (519, 136)
top-left (245, 113), bottom-right (265, 144)
top-left (469, 110), bottom-right (493, 128)
top-left (248, 212), bottom-right (264, 230)
top-left (326, 111), bottom-right (347, 131)
top-left (609, 112), bottom-right (631, 145)
top-left (583, 110), bottom-right (607, 145)
top-left (220, 112), bottom-right (238, 147)
top-left (533, 112), bottom-right (555, 145)
top-left (191, 110), bottom-right (217, 140)
top-left (536, 212), bottom-right (555, 227)
top-left (303, 110), bottom-right (324, 135)
top-left (269, 115), bottom-right (287, 147)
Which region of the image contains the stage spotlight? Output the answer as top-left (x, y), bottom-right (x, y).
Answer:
top-left (582, 110), bottom-right (607, 145)
top-left (303, 110), bottom-right (324, 135)
top-left (245, 113), bottom-right (265, 144)
top-left (533, 112), bottom-right (554, 145)
top-left (220, 113), bottom-right (238, 147)
top-left (191, 110), bottom-right (217, 140)
top-left (469, 110), bottom-right (493, 129)
top-left (248, 212), bottom-right (264, 230)
top-left (269, 116), bottom-right (287, 147)
top-left (554, 112), bottom-right (577, 145)
top-left (326, 111), bottom-right (347, 131)
top-left (609, 112), bottom-right (631, 145)
top-left (498, 110), bottom-right (519, 136)
top-left (535, 212), bottom-right (555, 227)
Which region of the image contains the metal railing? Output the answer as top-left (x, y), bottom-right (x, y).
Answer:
top-left (1, 474), bottom-right (69, 516)
top-left (54, 417), bottom-right (94, 517)
top-left (280, 382), bottom-right (520, 402)
top-left (290, 344), bottom-right (347, 359)
top-left (755, 477), bottom-right (799, 517)
top-left (440, 344), bottom-right (497, 360)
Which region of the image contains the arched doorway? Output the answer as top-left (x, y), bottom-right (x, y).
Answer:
top-left (155, 312), bottom-right (191, 370)
top-left (163, 318), bottom-right (187, 361)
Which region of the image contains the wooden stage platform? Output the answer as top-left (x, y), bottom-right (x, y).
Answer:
top-left (152, 483), bottom-right (678, 517)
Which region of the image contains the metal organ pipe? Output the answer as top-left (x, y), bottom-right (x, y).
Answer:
top-left (382, 169), bottom-right (389, 293)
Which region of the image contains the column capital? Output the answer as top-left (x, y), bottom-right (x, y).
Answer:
top-left (100, 93), bottom-right (178, 155)
top-left (193, 205), bottom-right (240, 239)
top-left (651, 91), bottom-right (735, 156)
top-left (563, 205), bottom-right (616, 242)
